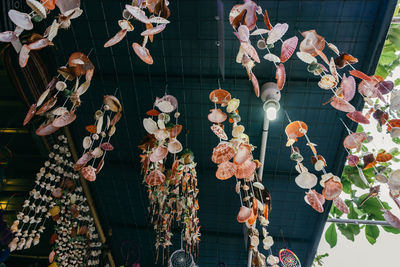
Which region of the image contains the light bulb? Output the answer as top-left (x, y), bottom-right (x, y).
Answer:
top-left (266, 106), bottom-right (277, 120)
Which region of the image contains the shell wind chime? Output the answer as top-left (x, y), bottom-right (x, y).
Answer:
top-left (104, 0), bottom-right (171, 65)
top-left (74, 95), bottom-right (122, 182)
top-left (8, 135), bottom-right (79, 252)
top-left (139, 94), bottom-right (200, 263)
top-left (0, 0), bottom-right (83, 67)
top-left (208, 88), bottom-right (276, 267)
top-left (23, 51), bottom-right (95, 137)
top-left (230, 0), bottom-right (298, 97)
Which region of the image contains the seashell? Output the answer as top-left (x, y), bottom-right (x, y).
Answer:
top-left (52, 111), bottom-right (76, 127)
top-left (280, 36), bottom-right (298, 63)
top-left (36, 88), bottom-right (51, 108)
top-left (343, 132), bottom-right (367, 150)
top-left (267, 255), bottom-right (279, 265)
top-left (257, 38), bottom-right (267, 50)
top-left (251, 28), bottom-right (269, 36)
top-left (300, 30), bottom-right (325, 57)
top-left (235, 159), bottom-right (256, 179)
top-left (276, 63), bottom-right (286, 90)
top-left (56, 81), bottom-right (67, 91)
top-left (81, 166), bottom-right (96, 182)
top-left (19, 44), bottom-right (30, 68)
top-left (216, 161), bottom-right (237, 180)
top-left (49, 250), bottom-right (55, 263)
top-left (103, 95), bottom-right (122, 112)
top-left (150, 146), bottom-right (168, 162)
top-left (8, 10), bottom-right (33, 30)
top-left (212, 142), bottom-right (235, 164)
top-left (263, 53), bottom-right (280, 63)
top-left (208, 109), bottom-right (227, 124)
top-left (330, 97), bottom-right (356, 113)
top-left (305, 190), bottom-right (324, 213)
top-left (23, 104), bottom-right (37, 126)
top-left (44, 19), bottom-right (59, 41)
top-left (234, 143), bottom-right (252, 165)
top-left (226, 98), bottom-right (240, 113)
top-left (327, 42), bottom-right (340, 55)
top-left (377, 80), bottom-right (394, 95)
top-left (27, 38), bottom-right (53, 50)
top-left (141, 24), bottom-right (166, 36)
top-left (148, 16), bottom-right (170, 24)
top-left (335, 53), bottom-right (358, 69)
top-left (0, 31), bottom-right (18, 42)
top-left (358, 79), bottom-right (382, 99)
top-left (237, 206), bottom-right (252, 223)
top-left (295, 171), bottom-right (317, 189)
top-left (145, 169), bottom-right (165, 186)
top-left (36, 121), bottom-right (59, 136)
top-left (346, 111), bottom-right (370, 124)
top-left (250, 235), bottom-right (259, 247)
top-left (26, 0), bottom-right (47, 18)
top-left (36, 96), bottom-right (57, 115)
top-left (347, 154), bottom-right (359, 167)
top-left (143, 118), bottom-right (158, 134)
top-left (383, 209), bottom-right (400, 229)
top-left (318, 74), bottom-right (337, 90)
top-left (50, 107), bottom-right (68, 116)
top-left (229, 2), bottom-right (258, 30)
top-left (49, 206), bottom-right (60, 216)
top-left (241, 42), bottom-right (260, 63)
top-left (168, 139), bottom-right (182, 154)
top-left (253, 181), bottom-right (264, 190)
top-left (109, 125), bottom-right (116, 137)
top-left (169, 124), bottom-right (182, 139)
top-left (100, 142), bottom-right (114, 151)
top-left (267, 23), bottom-right (288, 44)
top-left (211, 124), bottom-right (228, 140)
top-left (91, 147), bottom-right (103, 159)
top-left (322, 178), bottom-right (343, 200)
top-left (132, 42), bottom-right (153, 65)
top-left (74, 151), bottom-right (93, 171)
top-left (333, 196), bottom-right (349, 214)
top-left (155, 95), bottom-right (178, 113)
top-left (329, 57), bottom-right (339, 81)
top-left (76, 80), bottom-right (91, 96)
top-left (104, 29), bottom-right (127, 48)
top-left (118, 20), bottom-right (134, 31)
top-left (340, 73), bottom-right (356, 101)
top-left (154, 129), bottom-right (169, 141)
top-left (296, 51), bottom-right (316, 64)
top-left (125, 5), bottom-right (150, 23)
top-left (33, 234), bottom-right (40, 245)
top-left (96, 115), bottom-right (103, 134)
top-left (232, 125), bottom-right (245, 138)
top-left (250, 73), bottom-right (260, 97)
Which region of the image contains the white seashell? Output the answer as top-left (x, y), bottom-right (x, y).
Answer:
top-left (157, 119), bottom-right (165, 129)
top-left (36, 88), bottom-right (50, 107)
top-left (295, 171), bottom-right (317, 189)
top-left (154, 129), bottom-right (169, 141)
top-left (143, 118), bottom-right (158, 134)
top-left (91, 147), bottom-right (103, 158)
top-left (83, 136), bottom-right (92, 149)
top-left (56, 81), bottom-right (67, 91)
top-left (314, 160), bottom-right (325, 171)
top-left (250, 235), bottom-right (259, 247)
top-left (253, 182), bottom-right (264, 190)
top-left (267, 255), bottom-right (279, 265)
top-left (33, 234), bottom-right (40, 245)
top-left (96, 116), bottom-right (103, 134)
top-left (251, 28), bottom-right (269, 36)
top-left (263, 53), bottom-right (280, 63)
top-left (51, 106), bottom-right (68, 116)
top-left (23, 215), bottom-right (30, 223)
top-left (296, 51), bottom-right (317, 64)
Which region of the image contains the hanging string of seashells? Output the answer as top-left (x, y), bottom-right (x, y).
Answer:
top-left (8, 134), bottom-right (79, 252)
top-left (104, 0), bottom-right (171, 65)
top-left (139, 93), bottom-right (200, 263)
top-left (74, 95), bottom-right (123, 182)
top-left (208, 88), bottom-right (277, 267)
top-left (0, 0), bottom-right (83, 68)
top-left (229, 0), bottom-right (298, 97)
top-left (23, 51), bottom-right (95, 137)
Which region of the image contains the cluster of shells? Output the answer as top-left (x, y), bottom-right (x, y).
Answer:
top-left (49, 185), bottom-right (102, 267)
top-left (8, 135), bottom-right (78, 251)
top-left (208, 88), bottom-right (278, 267)
top-left (230, 0), bottom-right (298, 97)
top-left (0, 0), bottom-right (83, 67)
top-left (104, 0), bottom-right (170, 65)
top-left (74, 95), bottom-right (122, 182)
top-left (23, 51), bottom-right (95, 137)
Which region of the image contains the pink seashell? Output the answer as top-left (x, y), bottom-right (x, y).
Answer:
top-left (49, 250), bottom-right (55, 263)
top-left (216, 161), bottom-right (237, 180)
top-left (145, 169), bottom-right (165, 186)
top-left (8, 9), bottom-right (33, 30)
top-left (150, 145), bottom-right (168, 162)
top-left (333, 196), bottom-right (349, 214)
top-left (154, 95), bottom-right (178, 113)
top-left (250, 72), bottom-right (259, 97)
top-left (237, 206), bottom-right (252, 223)
top-left (167, 139), bottom-right (183, 154)
top-left (322, 178), bottom-right (343, 200)
top-left (36, 96), bottom-right (57, 115)
top-left (212, 142), bottom-right (235, 164)
top-left (0, 31), bottom-right (18, 42)
top-left (95, 159), bottom-right (104, 174)
top-left (341, 74), bottom-right (356, 101)
top-left (208, 109), bottom-right (227, 124)
top-left (267, 23), bottom-right (289, 44)
top-left (383, 209), bottom-right (400, 229)
top-left (276, 63), bottom-right (286, 90)
top-left (104, 29), bottom-right (127, 48)
top-left (346, 111), bottom-right (370, 124)
top-left (74, 151), bottom-right (93, 171)
top-left (100, 142), bottom-right (114, 151)
top-left (330, 97), bottom-right (355, 113)
top-left (35, 121), bottom-right (59, 136)
top-left (52, 111), bottom-right (76, 127)
top-left (358, 79), bottom-right (385, 102)
top-left (241, 42), bottom-right (260, 63)
top-left (233, 143), bottom-right (252, 165)
top-left (280, 36), bottom-right (298, 63)
top-left (312, 189), bottom-right (325, 205)
top-left (377, 80), bottom-right (393, 95)
top-left (211, 124), bottom-right (228, 140)
top-left (236, 25), bottom-right (250, 42)
top-left (235, 159), bottom-right (256, 179)
top-left (141, 24), bottom-right (166, 36)
top-left (23, 104), bottom-right (37, 126)
top-left (125, 4), bottom-right (149, 23)
top-left (305, 190), bottom-right (324, 213)
top-left (300, 30), bottom-right (325, 57)
top-left (19, 44), bottom-right (30, 68)
top-left (343, 132), bottom-right (367, 150)
top-left (229, 2), bottom-right (258, 31)
top-left (81, 166), bottom-right (96, 182)
top-left (347, 154), bottom-right (360, 167)
top-left (28, 38), bottom-right (53, 50)
top-left (51, 188), bottom-right (62, 199)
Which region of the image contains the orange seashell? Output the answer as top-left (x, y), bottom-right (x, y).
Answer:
top-left (252, 197), bottom-right (258, 216)
top-left (68, 52), bottom-right (94, 76)
top-left (247, 210), bottom-right (257, 225)
top-left (41, 0), bottom-right (56, 10)
top-left (241, 42), bottom-right (260, 63)
top-left (208, 109), bottom-right (227, 124)
top-left (335, 53), bottom-right (358, 69)
top-left (322, 178), bottom-right (343, 200)
top-left (363, 153), bottom-right (376, 170)
top-left (300, 30), bottom-right (325, 57)
top-left (146, 109), bottom-right (160, 116)
top-left (250, 72), bottom-right (260, 97)
top-left (343, 132), bottom-right (367, 150)
top-left (85, 125), bottom-right (97, 134)
top-left (387, 119), bottom-right (400, 132)
top-left (235, 159), bottom-right (256, 179)
top-left (376, 150), bottom-right (392, 162)
top-left (145, 169), bottom-right (165, 186)
top-left (81, 166), bottom-right (96, 182)
top-left (36, 121), bottom-right (59, 136)
top-left (349, 69), bottom-right (372, 81)
top-left (104, 29), bottom-right (128, 48)
top-left (146, 23), bottom-right (154, 42)
top-left (263, 10), bottom-right (272, 29)
top-left (132, 43), bottom-right (153, 65)
top-left (209, 89), bottom-right (231, 105)
top-left (311, 155), bottom-right (326, 166)
top-left (212, 142), bottom-right (235, 164)
top-left (169, 124), bottom-right (182, 138)
top-left (216, 161), bottom-right (237, 180)
top-left (330, 97), bottom-right (355, 113)
top-left (263, 204), bottom-right (269, 220)
top-left (150, 146), bottom-right (168, 162)
top-left (285, 121), bottom-right (308, 140)
top-left (276, 64), bottom-right (286, 90)
top-left (237, 206), bottom-right (252, 223)
top-left (234, 143), bottom-right (252, 165)
top-left (305, 190), bottom-right (324, 213)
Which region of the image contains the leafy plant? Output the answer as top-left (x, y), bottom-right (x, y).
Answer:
top-left (313, 253), bottom-right (329, 267)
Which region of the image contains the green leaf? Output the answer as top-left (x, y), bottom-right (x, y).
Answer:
top-left (382, 226), bottom-right (400, 234)
top-left (348, 224), bottom-right (361, 235)
top-left (347, 203), bottom-right (359, 220)
top-left (356, 124), bottom-right (364, 133)
top-left (343, 166), bottom-right (369, 189)
top-left (358, 194), bottom-right (384, 217)
top-left (379, 50), bottom-right (397, 65)
top-left (365, 225), bottom-right (380, 245)
top-left (325, 224), bottom-right (337, 248)
top-left (395, 78), bottom-right (400, 87)
top-left (341, 178), bottom-right (352, 194)
top-left (337, 224), bottom-right (355, 241)
top-left (375, 63), bottom-right (389, 79)
top-left (393, 137), bottom-right (400, 144)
